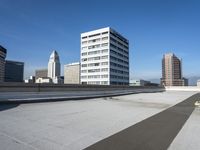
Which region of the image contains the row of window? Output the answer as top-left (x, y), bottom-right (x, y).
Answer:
top-left (110, 62), bottom-right (129, 70)
top-left (81, 74), bottom-right (108, 79)
top-left (85, 81), bottom-right (108, 85)
top-left (111, 75), bottom-right (129, 80)
top-left (88, 44), bottom-right (100, 49)
top-left (88, 69), bottom-right (100, 73)
top-left (110, 37), bottom-right (128, 49)
top-left (110, 32), bottom-right (128, 45)
top-left (110, 56), bottom-right (129, 65)
top-left (81, 68), bottom-right (128, 75)
top-left (110, 81), bottom-right (129, 85)
top-left (82, 37), bottom-right (108, 44)
top-left (82, 44), bottom-right (128, 56)
top-left (87, 81), bottom-right (100, 84)
top-left (82, 31), bottom-right (108, 39)
top-left (110, 43), bottom-right (129, 55)
top-left (81, 68), bottom-right (108, 73)
top-left (81, 55), bottom-right (108, 62)
top-left (82, 43), bottom-right (108, 50)
top-left (81, 49), bottom-right (108, 56)
top-left (110, 68), bottom-right (129, 75)
top-left (110, 49), bottom-right (129, 60)
top-left (88, 63), bottom-right (100, 67)
top-left (81, 62), bottom-right (108, 67)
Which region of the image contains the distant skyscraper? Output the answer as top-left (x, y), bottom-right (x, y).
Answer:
top-left (48, 50), bottom-right (61, 84)
top-left (161, 53), bottom-right (187, 86)
top-left (197, 79), bottom-right (200, 87)
top-left (5, 60), bottom-right (24, 82)
top-left (64, 62), bottom-right (80, 84)
top-left (80, 27), bottom-right (129, 85)
top-left (0, 45), bottom-right (7, 82)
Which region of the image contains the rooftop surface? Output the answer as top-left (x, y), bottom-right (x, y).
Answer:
top-left (0, 91), bottom-right (199, 150)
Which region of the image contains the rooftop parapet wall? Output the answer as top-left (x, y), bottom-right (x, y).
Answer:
top-left (0, 83), bottom-right (164, 92)
top-left (165, 86), bottom-right (200, 91)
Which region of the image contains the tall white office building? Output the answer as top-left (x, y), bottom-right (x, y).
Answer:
top-left (48, 50), bottom-right (61, 83)
top-left (80, 27), bottom-right (129, 85)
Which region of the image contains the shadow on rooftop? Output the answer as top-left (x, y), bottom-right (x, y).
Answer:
top-left (0, 104), bottom-right (19, 112)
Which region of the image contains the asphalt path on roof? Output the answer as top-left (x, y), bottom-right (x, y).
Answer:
top-left (85, 93), bottom-right (200, 150)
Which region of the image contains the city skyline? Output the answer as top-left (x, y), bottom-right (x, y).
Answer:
top-left (1, 0), bottom-right (200, 82)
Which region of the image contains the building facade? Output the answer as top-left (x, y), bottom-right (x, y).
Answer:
top-left (5, 60), bottom-right (24, 82)
top-left (130, 79), bottom-right (150, 86)
top-left (35, 69), bottom-right (48, 79)
top-left (48, 50), bottom-right (61, 84)
top-left (0, 45), bottom-right (7, 82)
top-left (161, 53), bottom-right (187, 86)
top-left (64, 62), bottom-right (80, 84)
top-left (80, 27), bottom-right (129, 85)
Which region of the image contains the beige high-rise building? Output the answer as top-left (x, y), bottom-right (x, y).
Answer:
top-left (35, 69), bottom-right (48, 79)
top-left (64, 62), bottom-right (80, 84)
top-left (0, 45), bottom-right (7, 82)
top-left (161, 53), bottom-right (188, 86)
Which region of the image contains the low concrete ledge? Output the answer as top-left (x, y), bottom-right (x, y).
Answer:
top-left (165, 86), bottom-right (200, 92)
top-left (0, 83), bottom-right (164, 92)
top-left (0, 83), bottom-right (165, 104)
top-left (0, 89), bottom-right (165, 104)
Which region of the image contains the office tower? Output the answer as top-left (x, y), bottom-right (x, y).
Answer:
top-left (48, 50), bottom-right (61, 84)
top-left (161, 53), bottom-right (187, 86)
top-left (5, 60), bottom-right (24, 82)
top-left (35, 69), bottom-right (48, 79)
top-left (0, 45), bottom-right (7, 82)
top-left (80, 27), bottom-right (129, 85)
top-left (64, 62), bottom-right (80, 84)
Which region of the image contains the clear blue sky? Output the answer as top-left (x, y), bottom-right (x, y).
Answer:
top-left (0, 0), bottom-right (200, 80)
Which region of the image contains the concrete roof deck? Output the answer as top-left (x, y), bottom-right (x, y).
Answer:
top-left (0, 91), bottom-right (199, 150)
